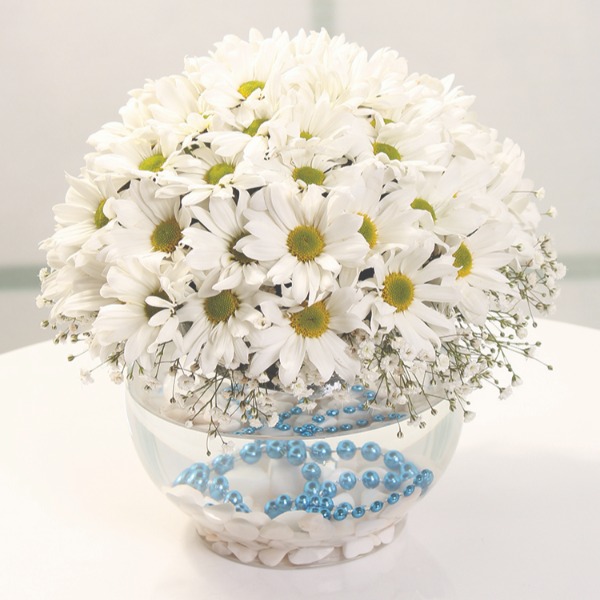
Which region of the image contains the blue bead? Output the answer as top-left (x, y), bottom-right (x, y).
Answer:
top-left (291, 406), bottom-right (302, 415)
top-left (265, 500), bottom-right (280, 519)
top-left (362, 470), bottom-right (380, 489)
top-left (308, 506), bottom-right (321, 514)
top-left (343, 405), bottom-right (356, 414)
top-left (414, 474), bottom-right (424, 486)
top-left (326, 409), bottom-right (339, 417)
top-left (352, 506), bottom-right (366, 518)
top-left (383, 472), bottom-right (402, 491)
top-left (358, 403), bottom-right (368, 411)
top-left (336, 440), bottom-right (357, 460)
top-left (301, 462), bottom-right (322, 481)
top-left (310, 441), bottom-right (332, 462)
top-left (374, 414), bottom-right (385, 422)
top-left (339, 471), bottom-right (357, 490)
top-left (320, 508), bottom-right (332, 520)
top-left (356, 419), bottom-right (369, 427)
top-left (236, 503), bottom-right (250, 513)
top-left (389, 413), bottom-right (400, 420)
top-left (312, 414), bottom-right (325, 423)
top-left (279, 423), bottom-right (291, 431)
top-left (340, 424), bottom-right (353, 431)
top-left (320, 497), bottom-right (334, 510)
top-left (208, 476), bottom-right (229, 501)
top-left (361, 442), bottom-right (382, 461)
top-left (370, 500), bottom-right (384, 513)
top-left (364, 390), bottom-right (376, 400)
top-left (295, 494), bottom-right (309, 510)
top-left (339, 502), bottom-right (353, 512)
top-left (266, 440), bottom-right (286, 459)
top-left (309, 495), bottom-right (321, 508)
top-left (388, 492), bottom-right (400, 504)
top-left (280, 411), bottom-right (291, 420)
top-left (225, 490), bottom-right (243, 505)
top-left (421, 469), bottom-right (434, 486)
top-left (276, 494), bottom-right (293, 512)
top-left (321, 481), bottom-right (338, 497)
top-left (384, 450), bottom-right (405, 470)
top-left (351, 384), bottom-right (364, 392)
top-left (402, 462), bottom-right (419, 478)
top-left (183, 470), bottom-right (208, 492)
top-left (304, 480), bottom-right (320, 495)
top-left (211, 454), bottom-right (234, 475)
top-left (325, 426), bottom-right (338, 433)
top-left (287, 441), bottom-right (307, 465)
top-left (333, 506), bottom-right (348, 521)
top-left (404, 485), bottom-right (415, 497)
top-left (240, 442), bottom-right (262, 464)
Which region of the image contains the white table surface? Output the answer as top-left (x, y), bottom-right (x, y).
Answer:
top-left (1, 319), bottom-right (599, 599)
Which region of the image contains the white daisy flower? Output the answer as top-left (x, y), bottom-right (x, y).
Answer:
top-left (451, 221), bottom-right (517, 325)
top-left (182, 191), bottom-right (266, 290)
top-left (362, 241), bottom-right (458, 357)
top-left (102, 179), bottom-right (191, 262)
top-left (239, 183), bottom-right (369, 303)
top-left (178, 271), bottom-right (267, 374)
top-left (159, 144), bottom-right (265, 206)
top-left (88, 129), bottom-right (180, 181)
top-left (42, 174), bottom-right (123, 266)
top-left (248, 288), bottom-right (365, 386)
top-left (94, 258), bottom-right (192, 368)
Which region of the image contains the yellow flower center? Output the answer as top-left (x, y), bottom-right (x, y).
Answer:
top-left (139, 154), bottom-right (166, 173)
top-left (292, 166), bottom-right (325, 186)
top-left (300, 131), bottom-right (313, 140)
top-left (243, 118), bottom-right (267, 136)
top-left (205, 163), bottom-right (235, 185)
top-left (94, 199), bottom-right (109, 229)
top-left (382, 272), bottom-right (415, 312)
top-left (289, 302), bottom-right (330, 338)
top-left (204, 290), bottom-right (240, 324)
top-left (144, 290), bottom-right (170, 321)
top-left (228, 234), bottom-right (254, 265)
top-left (287, 225), bottom-right (325, 262)
top-left (411, 198), bottom-right (437, 221)
top-left (238, 80), bottom-right (265, 99)
top-left (358, 213), bottom-right (378, 249)
top-left (372, 142), bottom-right (402, 162)
top-left (453, 243), bottom-right (473, 278)
top-left (151, 218), bottom-right (182, 253)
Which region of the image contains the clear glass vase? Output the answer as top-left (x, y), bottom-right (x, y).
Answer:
top-left (126, 380), bottom-right (462, 568)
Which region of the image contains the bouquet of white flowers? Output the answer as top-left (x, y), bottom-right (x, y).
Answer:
top-left (39, 29), bottom-right (563, 432)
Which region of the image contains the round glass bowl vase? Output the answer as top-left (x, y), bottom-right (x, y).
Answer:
top-left (126, 382), bottom-right (462, 568)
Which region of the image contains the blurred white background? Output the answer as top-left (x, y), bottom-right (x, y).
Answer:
top-left (1, 0), bottom-right (598, 353)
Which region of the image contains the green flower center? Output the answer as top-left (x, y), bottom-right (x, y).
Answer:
top-left (94, 199), bottom-right (109, 229)
top-left (292, 166), bottom-right (325, 186)
top-left (243, 118), bottom-right (267, 136)
top-left (238, 80), bottom-right (265, 99)
top-left (372, 142), bottom-right (402, 162)
top-left (382, 272), bottom-right (415, 312)
top-left (300, 131), bottom-right (313, 140)
top-left (358, 213), bottom-right (378, 249)
top-left (204, 290), bottom-right (240, 324)
top-left (289, 301), bottom-right (330, 338)
top-left (287, 225), bottom-right (325, 262)
top-left (228, 234), bottom-right (254, 265)
top-left (151, 218), bottom-right (182, 253)
top-left (453, 243), bottom-right (473, 278)
top-left (411, 198), bottom-right (437, 221)
top-left (139, 154), bottom-right (166, 173)
top-left (205, 163), bottom-right (235, 185)
top-left (144, 290), bottom-right (170, 321)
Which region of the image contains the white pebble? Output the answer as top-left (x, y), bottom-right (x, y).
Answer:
top-left (258, 547), bottom-right (289, 567)
top-left (288, 546), bottom-right (334, 565)
top-left (378, 525), bottom-right (396, 545)
top-left (224, 518), bottom-right (260, 541)
top-left (228, 542), bottom-right (258, 564)
top-left (259, 522), bottom-right (294, 541)
top-left (343, 536), bottom-right (374, 559)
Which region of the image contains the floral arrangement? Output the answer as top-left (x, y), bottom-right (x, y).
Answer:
top-left (39, 29), bottom-right (564, 432)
